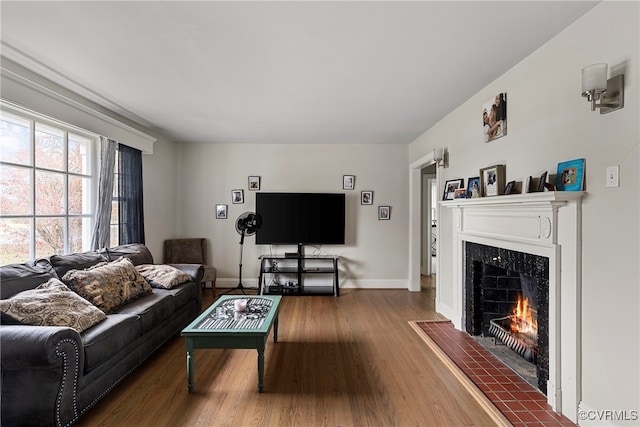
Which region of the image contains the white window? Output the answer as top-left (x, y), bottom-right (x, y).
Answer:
top-left (0, 105), bottom-right (98, 264)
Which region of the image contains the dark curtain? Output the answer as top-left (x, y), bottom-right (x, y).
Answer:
top-left (118, 144), bottom-right (145, 244)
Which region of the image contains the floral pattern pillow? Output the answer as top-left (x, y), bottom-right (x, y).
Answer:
top-left (135, 264), bottom-right (193, 289)
top-left (0, 278), bottom-right (106, 332)
top-left (62, 257), bottom-right (152, 313)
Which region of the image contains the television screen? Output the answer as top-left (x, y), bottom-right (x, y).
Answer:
top-left (255, 193), bottom-right (345, 245)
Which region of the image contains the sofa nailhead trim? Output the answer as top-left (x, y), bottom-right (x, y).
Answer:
top-left (55, 338), bottom-right (79, 427)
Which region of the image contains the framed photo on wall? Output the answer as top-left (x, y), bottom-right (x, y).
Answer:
top-left (361, 191), bottom-right (373, 205)
top-left (248, 176), bottom-right (261, 191)
top-left (231, 189), bottom-right (244, 204)
top-left (343, 175), bottom-right (355, 190)
top-left (442, 179), bottom-right (464, 200)
top-left (378, 206), bottom-right (390, 220)
top-left (480, 165), bottom-right (505, 197)
top-left (482, 92), bottom-right (507, 143)
top-left (216, 204), bottom-right (228, 219)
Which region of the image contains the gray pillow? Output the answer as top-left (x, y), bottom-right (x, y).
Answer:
top-left (136, 264), bottom-right (193, 289)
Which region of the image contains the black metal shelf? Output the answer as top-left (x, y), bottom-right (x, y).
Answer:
top-left (258, 255), bottom-right (339, 297)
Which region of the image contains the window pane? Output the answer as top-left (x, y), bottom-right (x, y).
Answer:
top-left (35, 217), bottom-right (64, 257)
top-left (35, 123), bottom-right (64, 171)
top-left (36, 170), bottom-right (65, 215)
top-left (0, 164), bottom-right (32, 215)
top-left (0, 218), bottom-right (32, 264)
top-left (0, 112), bottom-right (32, 166)
top-left (69, 133), bottom-right (92, 175)
top-left (110, 224), bottom-right (119, 247)
top-left (69, 216), bottom-right (91, 253)
top-left (68, 176), bottom-right (91, 215)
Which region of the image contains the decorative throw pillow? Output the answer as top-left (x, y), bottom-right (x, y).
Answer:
top-left (0, 278), bottom-right (107, 332)
top-left (135, 264), bottom-right (193, 289)
top-left (62, 256), bottom-right (152, 313)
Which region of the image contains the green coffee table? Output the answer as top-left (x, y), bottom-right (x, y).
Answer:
top-left (181, 295), bottom-right (281, 393)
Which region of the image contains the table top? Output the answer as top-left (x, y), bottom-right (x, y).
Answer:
top-left (182, 295), bottom-right (281, 336)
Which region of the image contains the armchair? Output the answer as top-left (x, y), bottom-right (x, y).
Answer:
top-left (163, 238), bottom-right (216, 297)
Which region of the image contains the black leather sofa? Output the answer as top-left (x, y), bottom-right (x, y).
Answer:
top-left (0, 244), bottom-right (203, 426)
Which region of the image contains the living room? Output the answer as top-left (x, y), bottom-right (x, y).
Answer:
top-left (1, 1), bottom-right (638, 426)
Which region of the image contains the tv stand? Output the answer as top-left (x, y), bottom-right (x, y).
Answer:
top-left (258, 254), bottom-right (339, 296)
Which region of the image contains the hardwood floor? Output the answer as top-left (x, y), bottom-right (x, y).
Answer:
top-left (76, 277), bottom-right (498, 427)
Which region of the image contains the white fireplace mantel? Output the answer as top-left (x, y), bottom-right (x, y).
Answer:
top-left (442, 191), bottom-right (584, 423)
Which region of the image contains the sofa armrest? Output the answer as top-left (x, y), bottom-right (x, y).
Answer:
top-left (1, 325), bottom-right (84, 427)
top-left (167, 263), bottom-right (204, 284)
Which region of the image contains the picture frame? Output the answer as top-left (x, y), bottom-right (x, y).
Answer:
top-left (378, 206), bottom-right (390, 220)
top-left (231, 189), bottom-right (244, 204)
top-left (480, 165), bottom-right (505, 197)
top-left (524, 176), bottom-right (532, 194)
top-left (343, 175), bottom-right (355, 190)
top-left (248, 176), bottom-right (261, 191)
top-left (504, 180), bottom-right (516, 195)
top-left (537, 171), bottom-right (548, 192)
top-left (467, 176), bottom-right (481, 198)
top-left (556, 158), bottom-right (585, 191)
top-left (361, 191), bottom-right (373, 205)
top-left (482, 92), bottom-right (507, 143)
top-left (215, 204), bottom-right (228, 219)
top-left (442, 178), bottom-right (464, 201)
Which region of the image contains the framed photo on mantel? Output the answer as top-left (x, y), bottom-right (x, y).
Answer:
top-left (480, 164), bottom-right (505, 197)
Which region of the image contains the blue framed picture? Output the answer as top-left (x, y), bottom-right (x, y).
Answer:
top-left (556, 158), bottom-right (585, 191)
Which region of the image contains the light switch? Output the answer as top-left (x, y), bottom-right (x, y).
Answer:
top-left (606, 165), bottom-right (619, 188)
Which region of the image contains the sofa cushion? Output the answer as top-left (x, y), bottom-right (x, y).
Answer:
top-left (154, 282), bottom-right (198, 311)
top-left (62, 257), bottom-right (152, 314)
top-left (113, 292), bottom-right (174, 334)
top-left (106, 243), bottom-right (154, 266)
top-left (0, 258), bottom-right (58, 299)
top-left (0, 278), bottom-right (106, 333)
top-left (49, 250), bottom-right (108, 279)
top-left (81, 313), bottom-right (141, 372)
top-left (135, 264), bottom-right (193, 289)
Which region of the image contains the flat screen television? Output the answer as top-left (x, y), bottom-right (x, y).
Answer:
top-left (255, 192), bottom-right (345, 246)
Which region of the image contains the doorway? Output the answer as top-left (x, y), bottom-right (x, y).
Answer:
top-left (421, 165), bottom-right (437, 283)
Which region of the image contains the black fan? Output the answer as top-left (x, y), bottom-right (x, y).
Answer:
top-left (222, 212), bottom-right (262, 295)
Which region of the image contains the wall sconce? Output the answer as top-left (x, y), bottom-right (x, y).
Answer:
top-left (581, 63), bottom-right (624, 114)
top-left (433, 147), bottom-right (446, 167)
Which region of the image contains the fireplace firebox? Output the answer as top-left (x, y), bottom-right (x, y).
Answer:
top-left (465, 242), bottom-right (549, 394)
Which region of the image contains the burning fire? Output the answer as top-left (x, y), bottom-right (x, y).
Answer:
top-left (510, 295), bottom-right (537, 336)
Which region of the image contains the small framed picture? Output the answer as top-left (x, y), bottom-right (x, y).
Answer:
top-left (524, 176), bottom-right (532, 194)
top-left (378, 206), bottom-right (390, 220)
top-left (361, 191), bottom-right (373, 205)
top-left (537, 171), bottom-right (548, 192)
top-left (467, 177), bottom-right (481, 198)
top-left (504, 180), bottom-right (516, 195)
top-left (454, 189), bottom-right (467, 199)
top-left (442, 179), bottom-right (464, 201)
top-left (480, 165), bottom-right (505, 197)
top-left (231, 189), bottom-right (244, 204)
top-left (556, 158), bottom-right (585, 191)
top-left (248, 176), bottom-right (261, 191)
top-left (216, 204), bottom-right (228, 219)
top-left (343, 175), bottom-right (355, 190)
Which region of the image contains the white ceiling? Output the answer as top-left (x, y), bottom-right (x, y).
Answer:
top-left (1, 1), bottom-right (598, 145)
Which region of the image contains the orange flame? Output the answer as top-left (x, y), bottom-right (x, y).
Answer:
top-left (510, 295), bottom-right (537, 336)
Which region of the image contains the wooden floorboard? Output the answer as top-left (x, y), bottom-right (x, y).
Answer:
top-left (76, 277), bottom-right (500, 427)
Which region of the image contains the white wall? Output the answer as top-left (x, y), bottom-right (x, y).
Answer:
top-left (409, 2), bottom-right (639, 424)
top-left (175, 143), bottom-right (409, 289)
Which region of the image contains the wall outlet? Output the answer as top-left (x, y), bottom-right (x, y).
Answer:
top-left (606, 165), bottom-right (619, 188)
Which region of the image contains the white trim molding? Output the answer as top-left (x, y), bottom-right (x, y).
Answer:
top-left (442, 191), bottom-right (584, 424)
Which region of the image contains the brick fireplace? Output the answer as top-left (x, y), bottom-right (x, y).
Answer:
top-left (441, 192), bottom-right (583, 423)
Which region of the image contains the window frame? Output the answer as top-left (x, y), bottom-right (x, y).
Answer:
top-left (1, 102), bottom-right (99, 263)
